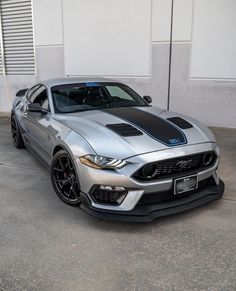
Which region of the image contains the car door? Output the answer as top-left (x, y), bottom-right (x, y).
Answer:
top-left (23, 85), bottom-right (53, 163)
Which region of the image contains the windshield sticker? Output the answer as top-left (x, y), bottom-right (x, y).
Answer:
top-left (85, 82), bottom-right (99, 87)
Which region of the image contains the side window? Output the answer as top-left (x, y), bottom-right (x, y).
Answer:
top-left (41, 95), bottom-right (49, 111)
top-left (32, 86), bottom-right (50, 112)
top-left (29, 86), bottom-right (46, 104)
top-left (27, 85), bottom-right (40, 102)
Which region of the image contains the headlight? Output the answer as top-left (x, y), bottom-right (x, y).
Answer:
top-left (79, 154), bottom-right (127, 169)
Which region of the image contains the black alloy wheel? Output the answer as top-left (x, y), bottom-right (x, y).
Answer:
top-left (51, 150), bottom-right (81, 205)
top-left (11, 114), bottom-right (25, 148)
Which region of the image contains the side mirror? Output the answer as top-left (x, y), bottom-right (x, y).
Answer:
top-left (27, 103), bottom-right (44, 113)
top-left (16, 88), bottom-right (28, 97)
top-left (143, 95), bottom-right (152, 104)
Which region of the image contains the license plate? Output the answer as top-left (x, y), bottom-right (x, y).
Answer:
top-left (174, 174), bottom-right (198, 195)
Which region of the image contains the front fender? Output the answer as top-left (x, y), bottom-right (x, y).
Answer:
top-left (52, 130), bottom-right (96, 162)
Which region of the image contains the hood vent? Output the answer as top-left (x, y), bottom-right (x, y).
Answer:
top-left (167, 117), bottom-right (193, 129)
top-left (106, 123), bottom-right (143, 137)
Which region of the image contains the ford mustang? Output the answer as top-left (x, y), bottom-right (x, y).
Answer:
top-left (11, 78), bottom-right (224, 221)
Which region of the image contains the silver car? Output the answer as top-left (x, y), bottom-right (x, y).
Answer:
top-left (11, 78), bottom-right (224, 222)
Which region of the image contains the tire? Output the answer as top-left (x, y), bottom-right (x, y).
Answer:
top-left (50, 150), bottom-right (81, 205)
top-left (11, 114), bottom-right (25, 148)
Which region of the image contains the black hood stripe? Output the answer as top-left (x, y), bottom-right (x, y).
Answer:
top-left (103, 107), bottom-right (187, 146)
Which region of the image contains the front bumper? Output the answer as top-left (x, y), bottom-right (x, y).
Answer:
top-left (80, 179), bottom-right (224, 222)
top-left (74, 142), bottom-right (224, 221)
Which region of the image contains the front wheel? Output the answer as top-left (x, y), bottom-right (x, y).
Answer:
top-left (50, 150), bottom-right (81, 205)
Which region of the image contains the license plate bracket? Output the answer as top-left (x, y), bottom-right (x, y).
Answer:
top-left (174, 174), bottom-right (198, 195)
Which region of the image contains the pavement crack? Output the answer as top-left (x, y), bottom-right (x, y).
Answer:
top-left (0, 163), bottom-right (46, 174)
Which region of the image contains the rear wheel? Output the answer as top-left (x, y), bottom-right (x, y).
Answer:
top-left (50, 150), bottom-right (81, 205)
top-left (11, 114), bottom-right (25, 148)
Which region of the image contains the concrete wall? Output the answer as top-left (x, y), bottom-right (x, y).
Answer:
top-left (0, 0), bottom-right (236, 128)
top-left (63, 0), bottom-right (152, 76)
top-left (191, 0), bottom-right (236, 79)
top-left (169, 0), bottom-right (236, 128)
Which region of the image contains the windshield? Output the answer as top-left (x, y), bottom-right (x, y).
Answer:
top-left (51, 82), bottom-right (148, 113)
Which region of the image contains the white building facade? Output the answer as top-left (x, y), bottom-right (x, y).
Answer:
top-left (0, 0), bottom-right (236, 127)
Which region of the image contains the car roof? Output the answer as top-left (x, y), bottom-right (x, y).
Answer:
top-left (42, 77), bottom-right (119, 87)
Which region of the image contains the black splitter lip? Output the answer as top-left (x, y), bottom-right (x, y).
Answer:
top-left (79, 180), bottom-right (224, 222)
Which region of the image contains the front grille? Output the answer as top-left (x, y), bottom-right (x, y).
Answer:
top-left (137, 177), bottom-right (216, 206)
top-left (133, 151), bottom-right (217, 181)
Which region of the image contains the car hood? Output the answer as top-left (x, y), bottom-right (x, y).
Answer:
top-left (53, 106), bottom-right (216, 159)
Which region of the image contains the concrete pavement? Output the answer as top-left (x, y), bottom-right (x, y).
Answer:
top-left (0, 118), bottom-right (235, 291)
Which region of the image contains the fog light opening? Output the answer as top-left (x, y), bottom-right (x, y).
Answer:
top-left (90, 185), bottom-right (128, 205)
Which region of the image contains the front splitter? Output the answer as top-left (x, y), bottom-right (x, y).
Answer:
top-left (80, 180), bottom-right (224, 222)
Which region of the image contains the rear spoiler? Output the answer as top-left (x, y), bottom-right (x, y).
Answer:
top-left (16, 88), bottom-right (28, 97)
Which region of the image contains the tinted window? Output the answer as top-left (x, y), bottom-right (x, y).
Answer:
top-left (32, 86), bottom-right (50, 112)
top-left (28, 86), bottom-right (45, 103)
top-left (51, 82), bottom-right (147, 113)
top-left (27, 85), bottom-right (40, 102)
top-left (41, 97), bottom-right (49, 111)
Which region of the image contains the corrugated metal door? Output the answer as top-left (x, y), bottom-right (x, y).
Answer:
top-left (0, 0), bottom-right (35, 75)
